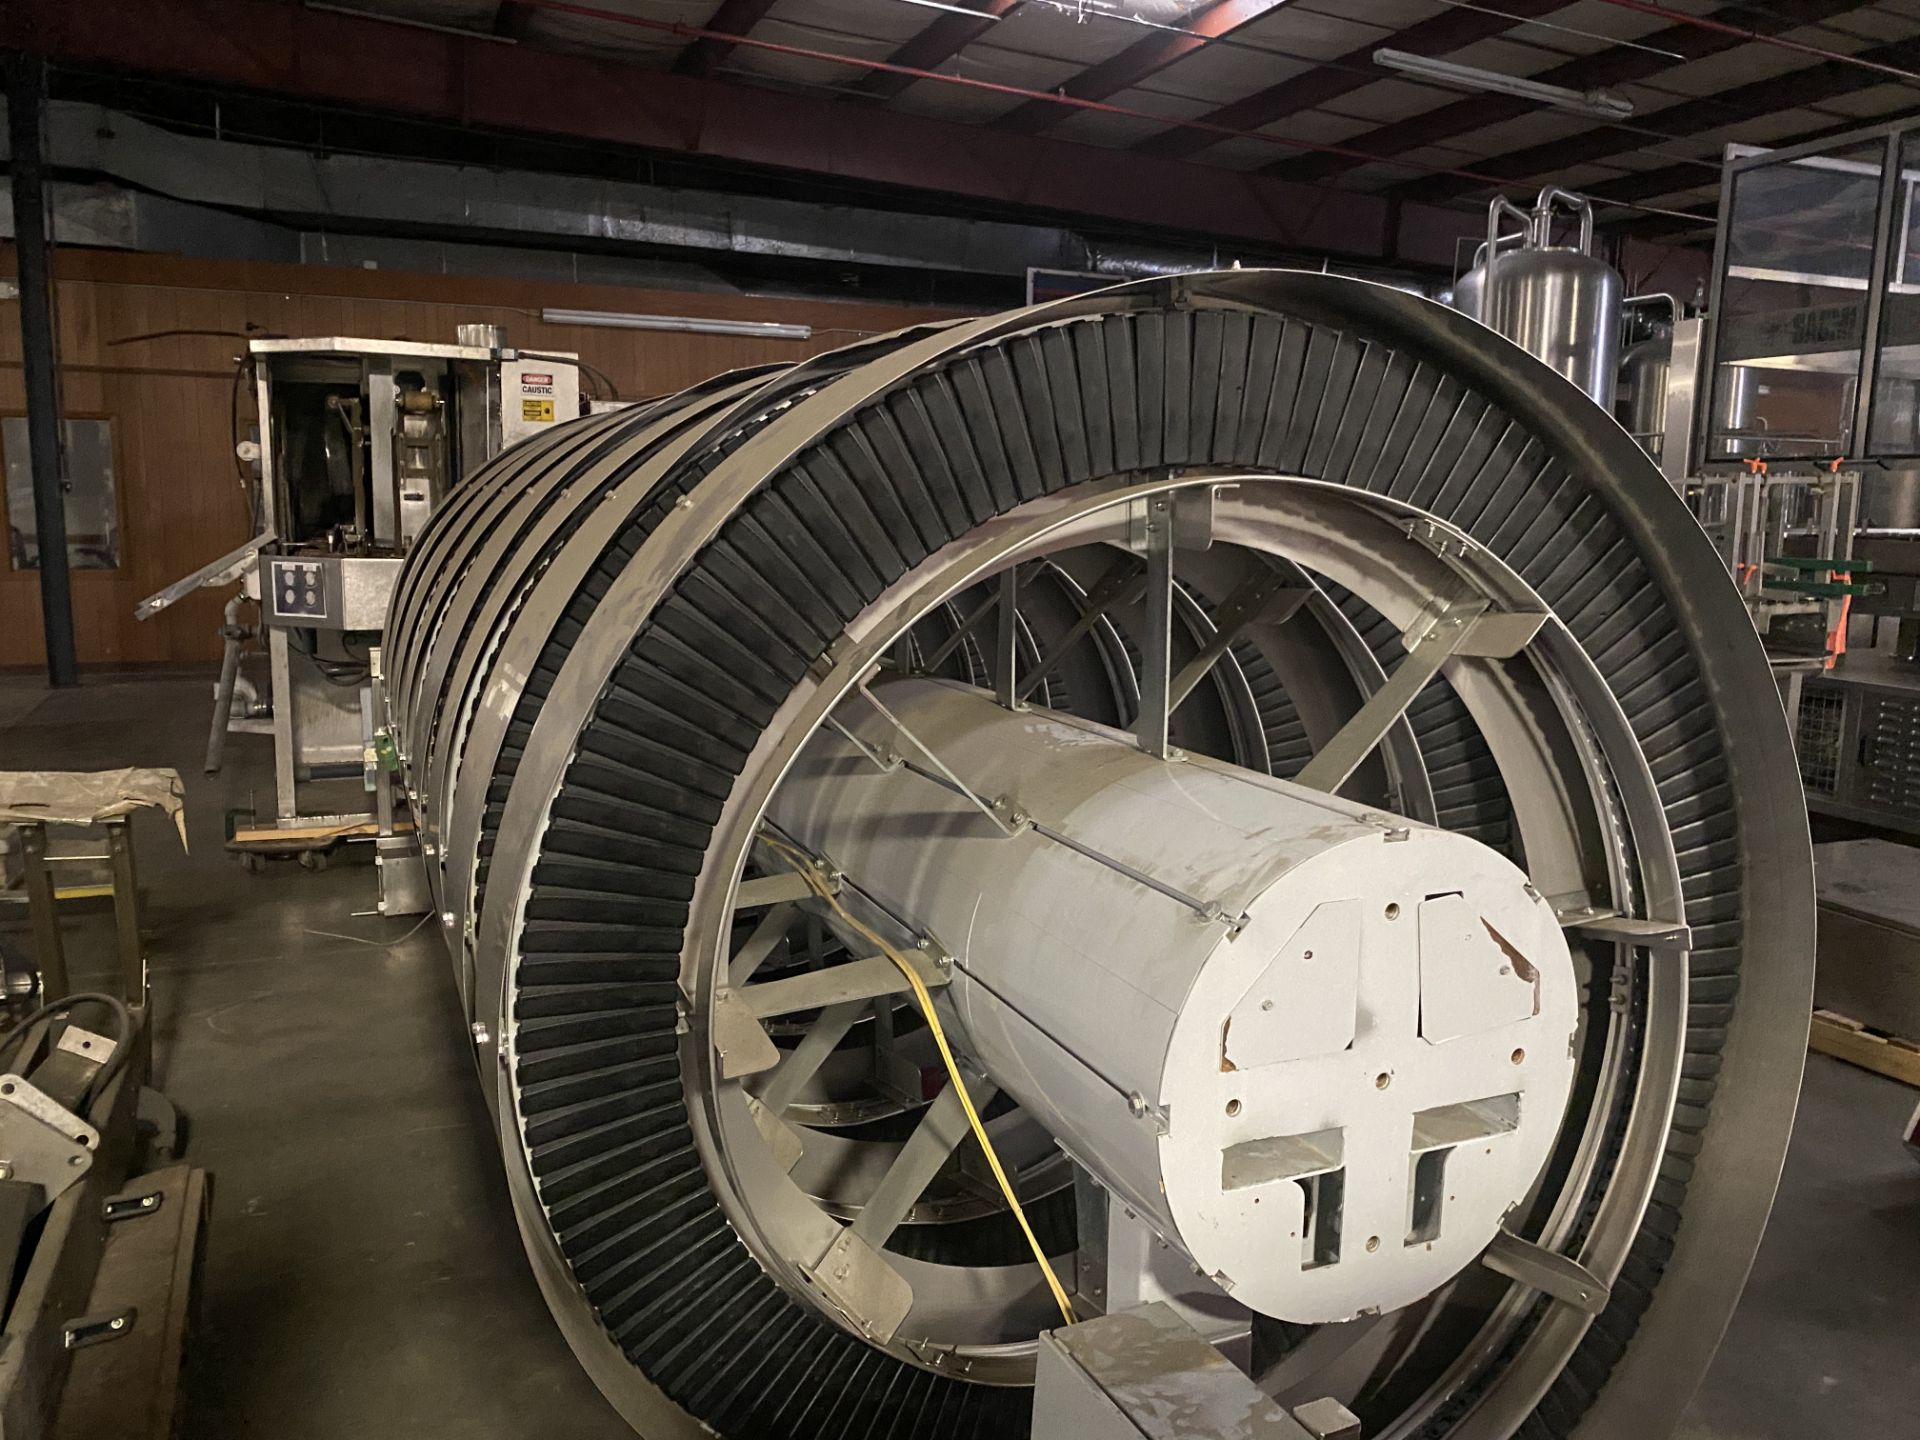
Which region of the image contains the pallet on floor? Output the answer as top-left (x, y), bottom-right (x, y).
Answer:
top-left (1810, 1009), bottom-right (1920, 1088)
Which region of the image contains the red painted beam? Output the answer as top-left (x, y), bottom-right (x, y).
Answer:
top-left (1131, 0), bottom-right (1571, 163)
top-left (995, 0), bottom-right (1285, 134)
top-left (0, 0), bottom-right (1486, 265)
top-left (850, 0), bottom-right (1025, 103)
top-left (1267, 0), bottom-right (1865, 185)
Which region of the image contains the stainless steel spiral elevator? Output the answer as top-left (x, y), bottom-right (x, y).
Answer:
top-left (381, 272), bottom-right (1814, 1440)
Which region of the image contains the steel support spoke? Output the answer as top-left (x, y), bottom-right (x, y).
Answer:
top-left (916, 590), bottom-right (1000, 674)
top-left (1014, 556), bottom-right (1143, 703)
top-left (1292, 598), bottom-right (1489, 795)
top-left (1137, 493), bottom-right (1176, 758)
top-left (738, 953), bottom-right (948, 1020)
top-left (1166, 570), bottom-right (1307, 714)
top-left (848, 1077), bottom-right (999, 1249)
top-left (759, 999), bottom-right (871, 1116)
top-left (857, 686), bottom-right (1017, 835)
top-left (735, 873), bottom-right (819, 909)
top-left (729, 900), bottom-right (799, 987)
top-left (995, 567), bottom-right (1023, 709)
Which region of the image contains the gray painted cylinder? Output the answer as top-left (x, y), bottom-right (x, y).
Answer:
top-left (771, 678), bottom-right (1578, 1324)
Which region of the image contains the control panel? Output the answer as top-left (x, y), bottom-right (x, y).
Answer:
top-left (266, 556), bottom-right (337, 626)
top-left (256, 554), bottom-right (401, 631)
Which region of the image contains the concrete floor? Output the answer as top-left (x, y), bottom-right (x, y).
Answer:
top-left (1, 668), bottom-right (1915, 1439)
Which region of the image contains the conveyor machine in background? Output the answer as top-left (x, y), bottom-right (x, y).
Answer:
top-left (136, 325), bottom-right (583, 905)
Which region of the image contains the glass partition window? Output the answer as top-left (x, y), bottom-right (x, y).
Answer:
top-left (1869, 130), bottom-right (1920, 457)
top-left (1710, 140), bottom-right (1890, 461)
top-left (2, 417), bottom-right (121, 570)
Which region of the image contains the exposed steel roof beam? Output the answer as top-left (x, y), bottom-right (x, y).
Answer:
top-left (1129, 0), bottom-right (1572, 163)
top-left (995, 0), bottom-right (1288, 134)
top-left (849, 0), bottom-right (1026, 103)
top-left (1265, 0), bottom-right (1868, 185)
top-left (676, 0), bottom-right (783, 77)
top-left (1393, 31), bottom-right (1920, 204)
top-left (0, 0), bottom-right (1495, 267)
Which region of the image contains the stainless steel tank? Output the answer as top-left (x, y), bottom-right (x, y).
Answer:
top-left (1619, 326), bottom-right (1672, 457)
top-left (1709, 363), bottom-right (1765, 459)
top-left (1455, 188), bottom-right (1623, 407)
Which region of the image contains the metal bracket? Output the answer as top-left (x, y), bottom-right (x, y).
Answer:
top-left (744, 1092), bottom-right (806, 1174)
top-left (710, 988), bottom-right (782, 1080)
top-left (1291, 1398), bottom-right (1364, 1440)
top-left (825, 714), bottom-right (902, 773)
top-left (64, 1307), bottom-right (136, 1350)
top-left (103, 1190), bottom-right (164, 1223)
top-left (1481, 1228), bottom-right (1610, 1315)
top-left (1126, 486), bottom-right (1215, 553)
top-left (1557, 908), bottom-right (1692, 950)
top-left (800, 1228), bottom-right (915, 1345)
top-left (0, 1074), bottom-right (97, 1206)
top-left (1125, 1091), bottom-right (1172, 1137)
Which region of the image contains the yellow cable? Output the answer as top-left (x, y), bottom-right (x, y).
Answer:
top-left (757, 835), bottom-right (1077, 1327)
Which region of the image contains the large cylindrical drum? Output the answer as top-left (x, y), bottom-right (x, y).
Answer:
top-left (380, 269), bottom-right (1813, 1440)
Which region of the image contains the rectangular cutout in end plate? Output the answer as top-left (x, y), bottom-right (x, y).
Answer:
top-left (1221, 1127), bottom-right (1343, 1193)
top-left (1410, 1093), bottom-right (1520, 1154)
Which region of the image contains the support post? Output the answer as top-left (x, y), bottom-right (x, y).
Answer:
top-left (18, 824), bottom-right (70, 1002)
top-left (104, 819), bottom-right (146, 1007)
top-left (4, 52), bottom-right (76, 687)
top-left (1137, 494), bottom-right (1175, 758)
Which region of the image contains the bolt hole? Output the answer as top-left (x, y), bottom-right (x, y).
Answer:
top-left (2, 1083), bottom-right (13, 1095)
top-left (1385, 902), bottom-right (1401, 920)
top-left (1366, 1235), bottom-right (1381, 1253)
top-left (1511, 1047), bottom-right (1526, 1064)
top-left (1225, 1098), bottom-right (1242, 1117)
top-left (1375, 1071), bottom-right (1391, 1089)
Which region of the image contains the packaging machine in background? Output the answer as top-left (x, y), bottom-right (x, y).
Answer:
top-left (1607, 122), bottom-right (1920, 832)
top-left (137, 325), bottom-right (582, 912)
top-left (1586, 117), bottom-right (1920, 1094)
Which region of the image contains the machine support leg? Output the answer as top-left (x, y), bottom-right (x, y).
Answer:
top-left (4, 52), bottom-right (76, 687)
top-left (18, 824), bottom-right (70, 1002)
top-left (105, 819), bottom-right (146, 1007)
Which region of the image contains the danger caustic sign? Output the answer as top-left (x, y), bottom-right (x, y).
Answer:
top-left (500, 358), bottom-right (579, 446)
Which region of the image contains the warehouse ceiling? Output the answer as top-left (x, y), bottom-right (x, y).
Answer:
top-left (322, 0), bottom-right (1920, 241)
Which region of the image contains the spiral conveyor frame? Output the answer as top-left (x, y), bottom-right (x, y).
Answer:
top-left (382, 271), bottom-right (1813, 1440)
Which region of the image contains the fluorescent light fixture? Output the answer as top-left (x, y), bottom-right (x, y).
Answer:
top-left (541, 308), bottom-right (813, 341)
top-left (1373, 48), bottom-right (1635, 121)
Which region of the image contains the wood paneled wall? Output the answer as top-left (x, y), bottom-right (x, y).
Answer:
top-left (0, 248), bottom-right (963, 669)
